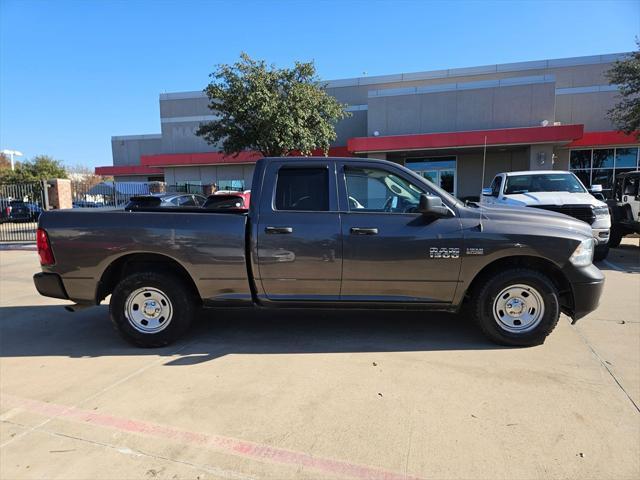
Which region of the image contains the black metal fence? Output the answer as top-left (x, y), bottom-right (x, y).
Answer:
top-left (0, 182), bottom-right (47, 242)
top-left (0, 179), bottom-right (222, 243)
top-left (70, 181), bottom-right (208, 208)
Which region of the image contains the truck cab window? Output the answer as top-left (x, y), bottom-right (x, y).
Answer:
top-left (275, 168), bottom-right (329, 211)
top-left (345, 167), bottom-right (424, 213)
top-left (490, 176), bottom-right (502, 196)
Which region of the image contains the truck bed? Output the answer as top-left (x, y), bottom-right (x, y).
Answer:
top-left (39, 209), bottom-right (251, 304)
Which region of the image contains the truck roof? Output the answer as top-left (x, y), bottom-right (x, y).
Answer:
top-left (503, 170), bottom-right (571, 176)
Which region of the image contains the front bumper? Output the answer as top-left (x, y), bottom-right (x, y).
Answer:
top-left (33, 272), bottom-right (69, 300)
top-left (592, 227), bottom-right (610, 246)
top-left (562, 263), bottom-right (605, 323)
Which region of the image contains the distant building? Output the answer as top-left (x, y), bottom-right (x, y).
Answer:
top-left (98, 52), bottom-right (639, 199)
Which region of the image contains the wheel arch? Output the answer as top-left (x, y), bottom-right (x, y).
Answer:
top-left (462, 255), bottom-right (574, 314)
top-left (96, 252), bottom-right (200, 305)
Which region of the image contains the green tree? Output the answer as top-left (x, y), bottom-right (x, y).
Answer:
top-left (606, 40), bottom-right (640, 137)
top-left (0, 155), bottom-right (67, 183)
top-left (0, 153), bottom-right (11, 171)
top-left (196, 53), bottom-right (351, 157)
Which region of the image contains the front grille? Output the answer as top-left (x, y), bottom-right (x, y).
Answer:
top-left (531, 205), bottom-right (596, 225)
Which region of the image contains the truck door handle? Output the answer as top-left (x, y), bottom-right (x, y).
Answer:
top-left (265, 226), bottom-right (293, 234)
top-left (350, 227), bottom-right (378, 235)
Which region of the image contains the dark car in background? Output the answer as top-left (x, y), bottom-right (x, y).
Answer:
top-left (124, 193), bottom-right (208, 210)
top-left (0, 199), bottom-right (37, 223)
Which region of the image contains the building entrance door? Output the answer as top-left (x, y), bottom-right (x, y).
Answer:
top-left (405, 157), bottom-right (457, 196)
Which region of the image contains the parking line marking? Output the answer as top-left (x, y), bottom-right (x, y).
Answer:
top-left (1, 394), bottom-right (424, 480)
top-left (2, 418), bottom-right (256, 480)
top-left (601, 259), bottom-right (626, 272)
top-left (0, 342), bottom-right (192, 449)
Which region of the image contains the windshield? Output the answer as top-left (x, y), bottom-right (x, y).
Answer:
top-left (504, 173), bottom-right (587, 195)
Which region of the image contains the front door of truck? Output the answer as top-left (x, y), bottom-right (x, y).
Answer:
top-left (338, 161), bottom-right (463, 303)
top-left (255, 161), bottom-right (342, 301)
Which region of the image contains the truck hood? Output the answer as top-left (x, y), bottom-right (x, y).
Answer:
top-left (462, 204), bottom-right (593, 239)
top-left (501, 191), bottom-right (606, 207)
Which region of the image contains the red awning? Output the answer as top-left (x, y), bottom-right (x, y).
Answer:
top-left (347, 124), bottom-right (585, 153)
top-left (139, 147), bottom-right (352, 168)
top-left (566, 130), bottom-right (639, 148)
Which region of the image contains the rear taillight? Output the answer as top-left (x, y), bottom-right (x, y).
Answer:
top-left (5, 206), bottom-right (11, 216)
top-left (36, 228), bottom-right (55, 266)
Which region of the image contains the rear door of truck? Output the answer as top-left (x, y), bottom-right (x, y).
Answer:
top-left (254, 159), bottom-right (342, 301)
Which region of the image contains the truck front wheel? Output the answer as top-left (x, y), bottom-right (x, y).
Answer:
top-left (593, 244), bottom-right (609, 261)
top-left (608, 225), bottom-right (624, 248)
top-left (470, 268), bottom-right (560, 346)
top-left (110, 271), bottom-right (195, 347)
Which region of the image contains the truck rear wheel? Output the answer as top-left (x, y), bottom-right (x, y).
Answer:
top-left (110, 271), bottom-right (195, 347)
top-left (470, 268), bottom-right (560, 346)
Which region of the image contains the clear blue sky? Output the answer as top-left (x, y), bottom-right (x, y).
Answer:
top-left (1, 0), bottom-right (638, 169)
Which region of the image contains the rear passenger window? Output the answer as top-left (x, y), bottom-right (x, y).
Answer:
top-left (178, 195), bottom-right (197, 206)
top-left (275, 168), bottom-right (329, 211)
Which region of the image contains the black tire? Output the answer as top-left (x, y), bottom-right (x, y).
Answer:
top-left (594, 244), bottom-right (609, 262)
top-left (110, 271), bottom-right (196, 347)
top-left (608, 225), bottom-right (624, 248)
top-left (470, 268), bottom-right (560, 347)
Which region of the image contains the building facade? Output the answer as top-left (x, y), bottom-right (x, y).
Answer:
top-left (97, 52), bottom-right (639, 199)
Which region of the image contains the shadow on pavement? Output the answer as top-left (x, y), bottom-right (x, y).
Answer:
top-left (596, 242), bottom-right (640, 273)
top-left (0, 304), bottom-right (503, 364)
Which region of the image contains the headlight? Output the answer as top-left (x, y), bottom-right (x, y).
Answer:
top-left (569, 238), bottom-right (595, 266)
top-left (593, 206), bottom-right (609, 217)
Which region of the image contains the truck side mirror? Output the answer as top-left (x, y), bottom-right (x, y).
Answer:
top-left (481, 188), bottom-right (494, 197)
top-left (418, 194), bottom-right (450, 217)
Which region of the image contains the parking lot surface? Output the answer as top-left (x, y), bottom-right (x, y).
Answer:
top-left (1, 240), bottom-right (639, 480)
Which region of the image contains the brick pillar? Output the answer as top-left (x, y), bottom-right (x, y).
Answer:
top-left (47, 179), bottom-right (73, 210)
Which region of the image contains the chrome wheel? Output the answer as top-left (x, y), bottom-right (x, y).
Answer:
top-left (492, 284), bottom-right (545, 334)
top-left (124, 287), bottom-right (173, 334)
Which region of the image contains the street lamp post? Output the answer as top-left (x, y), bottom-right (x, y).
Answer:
top-left (1, 149), bottom-right (24, 170)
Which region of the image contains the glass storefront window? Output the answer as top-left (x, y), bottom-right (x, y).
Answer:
top-left (615, 148), bottom-right (639, 168)
top-left (405, 156), bottom-right (457, 195)
top-left (591, 169), bottom-right (614, 193)
top-left (440, 170), bottom-right (455, 194)
top-left (570, 150), bottom-right (591, 169)
top-left (569, 147), bottom-right (639, 199)
top-left (572, 170), bottom-right (591, 188)
top-left (218, 180), bottom-right (245, 191)
top-left (592, 149), bottom-right (615, 169)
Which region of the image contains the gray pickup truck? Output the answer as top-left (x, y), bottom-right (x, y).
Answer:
top-left (34, 157), bottom-right (604, 347)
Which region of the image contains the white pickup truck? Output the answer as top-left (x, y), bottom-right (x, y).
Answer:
top-left (481, 170), bottom-right (611, 261)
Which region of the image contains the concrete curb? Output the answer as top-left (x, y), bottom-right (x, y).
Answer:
top-left (0, 243), bottom-right (37, 251)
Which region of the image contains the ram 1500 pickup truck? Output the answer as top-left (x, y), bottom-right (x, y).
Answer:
top-left (34, 157), bottom-right (605, 347)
